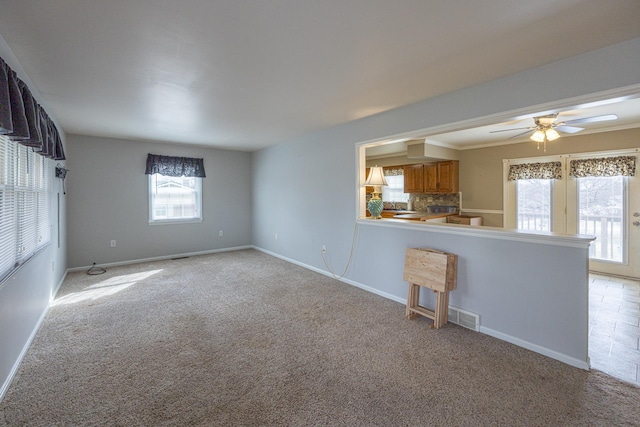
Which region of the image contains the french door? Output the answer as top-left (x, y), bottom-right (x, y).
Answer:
top-left (567, 171), bottom-right (640, 278)
top-left (505, 150), bottom-right (639, 279)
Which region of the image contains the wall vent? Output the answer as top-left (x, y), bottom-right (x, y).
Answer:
top-left (447, 306), bottom-right (480, 332)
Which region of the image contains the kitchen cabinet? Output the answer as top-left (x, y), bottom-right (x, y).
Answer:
top-left (403, 161), bottom-right (459, 194)
top-left (403, 164), bottom-right (424, 193)
top-left (425, 160), bottom-right (458, 193)
top-left (424, 216), bottom-right (448, 224)
top-left (446, 215), bottom-right (482, 226)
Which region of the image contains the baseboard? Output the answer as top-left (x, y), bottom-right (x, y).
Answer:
top-left (0, 301), bottom-right (52, 403)
top-left (253, 245), bottom-right (591, 371)
top-left (252, 246), bottom-right (406, 305)
top-left (52, 269), bottom-right (68, 301)
top-left (480, 326), bottom-right (590, 370)
top-left (67, 246), bottom-right (253, 273)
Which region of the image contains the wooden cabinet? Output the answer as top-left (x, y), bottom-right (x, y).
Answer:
top-left (403, 164), bottom-right (424, 193)
top-left (404, 161), bottom-right (459, 194)
top-left (446, 215), bottom-right (482, 226)
top-left (423, 163), bottom-right (438, 192)
top-left (436, 161), bottom-right (459, 193)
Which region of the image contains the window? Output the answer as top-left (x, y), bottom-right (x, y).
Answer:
top-left (577, 175), bottom-right (625, 262)
top-left (382, 174), bottom-right (409, 203)
top-left (0, 136), bottom-right (51, 282)
top-left (148, 174), bottom-right (202, 223)
top-left (516, 179), bottom-right (552, 232)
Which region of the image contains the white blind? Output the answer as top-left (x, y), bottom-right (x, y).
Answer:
top-left (0, 138), bottom-right (17, 277)
top-left (0, 136), bottom-right (52, 282)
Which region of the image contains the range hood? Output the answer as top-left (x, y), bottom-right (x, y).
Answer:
top-left (406, 139), bottom-right (460, 161)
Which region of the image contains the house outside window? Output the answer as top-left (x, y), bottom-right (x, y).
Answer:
top-left (148, 174), bottom-right (202, 223)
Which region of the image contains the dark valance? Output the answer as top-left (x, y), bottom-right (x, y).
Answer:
top-left (0, 56), bottom-right (65, 160)
top-left (569, 156), bottom-right (636, 178)
top-left (145, 153), bottom-right (206, 178)
top-left (508, 161), bottom-right (562, 181)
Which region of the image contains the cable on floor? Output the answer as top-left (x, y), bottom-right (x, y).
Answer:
top-left (86, 263), bottom-right (106, 275)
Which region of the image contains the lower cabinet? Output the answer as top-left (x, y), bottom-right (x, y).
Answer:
top-left (446, 215), bottom-right (482, 226)
top-left (424, 217), bottom-right (447, 224)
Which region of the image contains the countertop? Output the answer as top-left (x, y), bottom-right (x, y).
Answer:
top-left (392, 212), bottom-right (457, 220)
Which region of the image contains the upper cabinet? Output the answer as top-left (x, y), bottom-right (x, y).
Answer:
top-left (404, 160), bottom-right (459, 194)
top-left (403, 164), bottom-right (424, 193)
top-left (434, 160), bottom-right (459, 193)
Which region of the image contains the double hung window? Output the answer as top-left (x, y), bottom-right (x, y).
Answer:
top-left (381, 168), bottom-right (409, 203)
top-left (149, 174), bottom-right (202, 223)
top-left (146, 153), bottom-right (205, 224)
top-left (0, 136), bottom-right (51, 282)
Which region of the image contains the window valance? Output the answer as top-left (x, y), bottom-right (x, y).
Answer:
top-left (145, 153), bottom-right (206, 178)
top-left (0, 57), bottom-right (65, 160)
top-left (508, 161), bottom-right (562, 181)
top-left (569, 156), bottom-right (636, 178)
top-left (383, 167), bottom-right (404, 176)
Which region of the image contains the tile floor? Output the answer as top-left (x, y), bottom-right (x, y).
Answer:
top-left (589, 274), bottom-right (640, 386)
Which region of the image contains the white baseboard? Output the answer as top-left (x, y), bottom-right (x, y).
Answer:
top-left (67, 245), bottom-right (253, 273)
top-left (52, 269), bottom-right (68, 301)
top-left (253, 246), bottom-right (406, 305)
top-left (253, 245), bottom-right (590, 371)
top-left (0, 301), bottom-right (52, 402)
top-left (480, 326), bottom-right (590, 370)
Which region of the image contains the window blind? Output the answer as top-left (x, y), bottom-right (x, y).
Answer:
top-left (0, 135), bottom-right (51, 282)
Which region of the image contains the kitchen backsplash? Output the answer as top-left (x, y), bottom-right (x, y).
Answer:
top-left (410, 193), bottom-right (460, 212)
top-left (374, 192), bottom-right (460, 212)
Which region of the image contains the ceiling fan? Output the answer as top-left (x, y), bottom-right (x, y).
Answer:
top-left (490, 112), bottom-right (618, 151)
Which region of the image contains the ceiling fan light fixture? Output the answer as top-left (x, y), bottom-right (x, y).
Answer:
top-left (545, 128), bottom-right (560, 141)
top-left (530, 130), bottom-right (546, 143)
top-left (536, 115), bottom-right (557, 126)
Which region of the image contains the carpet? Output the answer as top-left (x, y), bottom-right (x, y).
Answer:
top-left (1, 249), bottom-right (639, 426)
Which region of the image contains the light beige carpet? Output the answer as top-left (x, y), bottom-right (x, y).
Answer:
top-left (1, 249), bottom-right (639, 426)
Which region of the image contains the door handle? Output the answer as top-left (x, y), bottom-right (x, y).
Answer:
top-left (634, 221), bottom-right (640, 227)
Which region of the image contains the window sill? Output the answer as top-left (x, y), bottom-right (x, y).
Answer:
top-left (148, 218), bottom-right (203, 226)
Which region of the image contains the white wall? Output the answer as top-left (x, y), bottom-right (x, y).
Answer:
top-left (252, 38), bottom-right (640, 367)
top-left (0, 36), bottom-right (68, 399)
top-left (66, 135), bottom-right (253, 268)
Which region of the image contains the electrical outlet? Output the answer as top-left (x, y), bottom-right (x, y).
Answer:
top-left (321, 245), bottom-right (327, 253)
top-left (219, 230), bottom-right (223, 236)
top-left (275, 233), bottom-right (278, 240)
top-left (110, 240), bottom-right (116, 247)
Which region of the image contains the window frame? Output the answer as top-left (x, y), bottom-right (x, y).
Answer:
top-left (148, 173), bottom-right (203, 225)
top-left (575, 174), bottom-right (627, 264)
top-left (0, 136), bottom-right (52, 284)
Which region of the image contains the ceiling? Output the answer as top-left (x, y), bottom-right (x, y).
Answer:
top-left (366, 96), bottom-right (640, 158)
top-left (1, 1), bottom-right (640, 152)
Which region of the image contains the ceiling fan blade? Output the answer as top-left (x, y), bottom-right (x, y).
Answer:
top-left (561, 114), bottom-right (618, 125)
top-left (508, 130), bottom-right (534, 140)
top-left (555, 125), bottom-right (584, 134)
top-left (489, 127), bottom-right (533, 133)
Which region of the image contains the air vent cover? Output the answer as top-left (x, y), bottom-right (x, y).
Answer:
top-left (447, 306), bottom-right (480, 332)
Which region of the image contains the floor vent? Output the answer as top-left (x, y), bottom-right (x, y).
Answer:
top-left (448, 306), bottom-right (480, 332)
